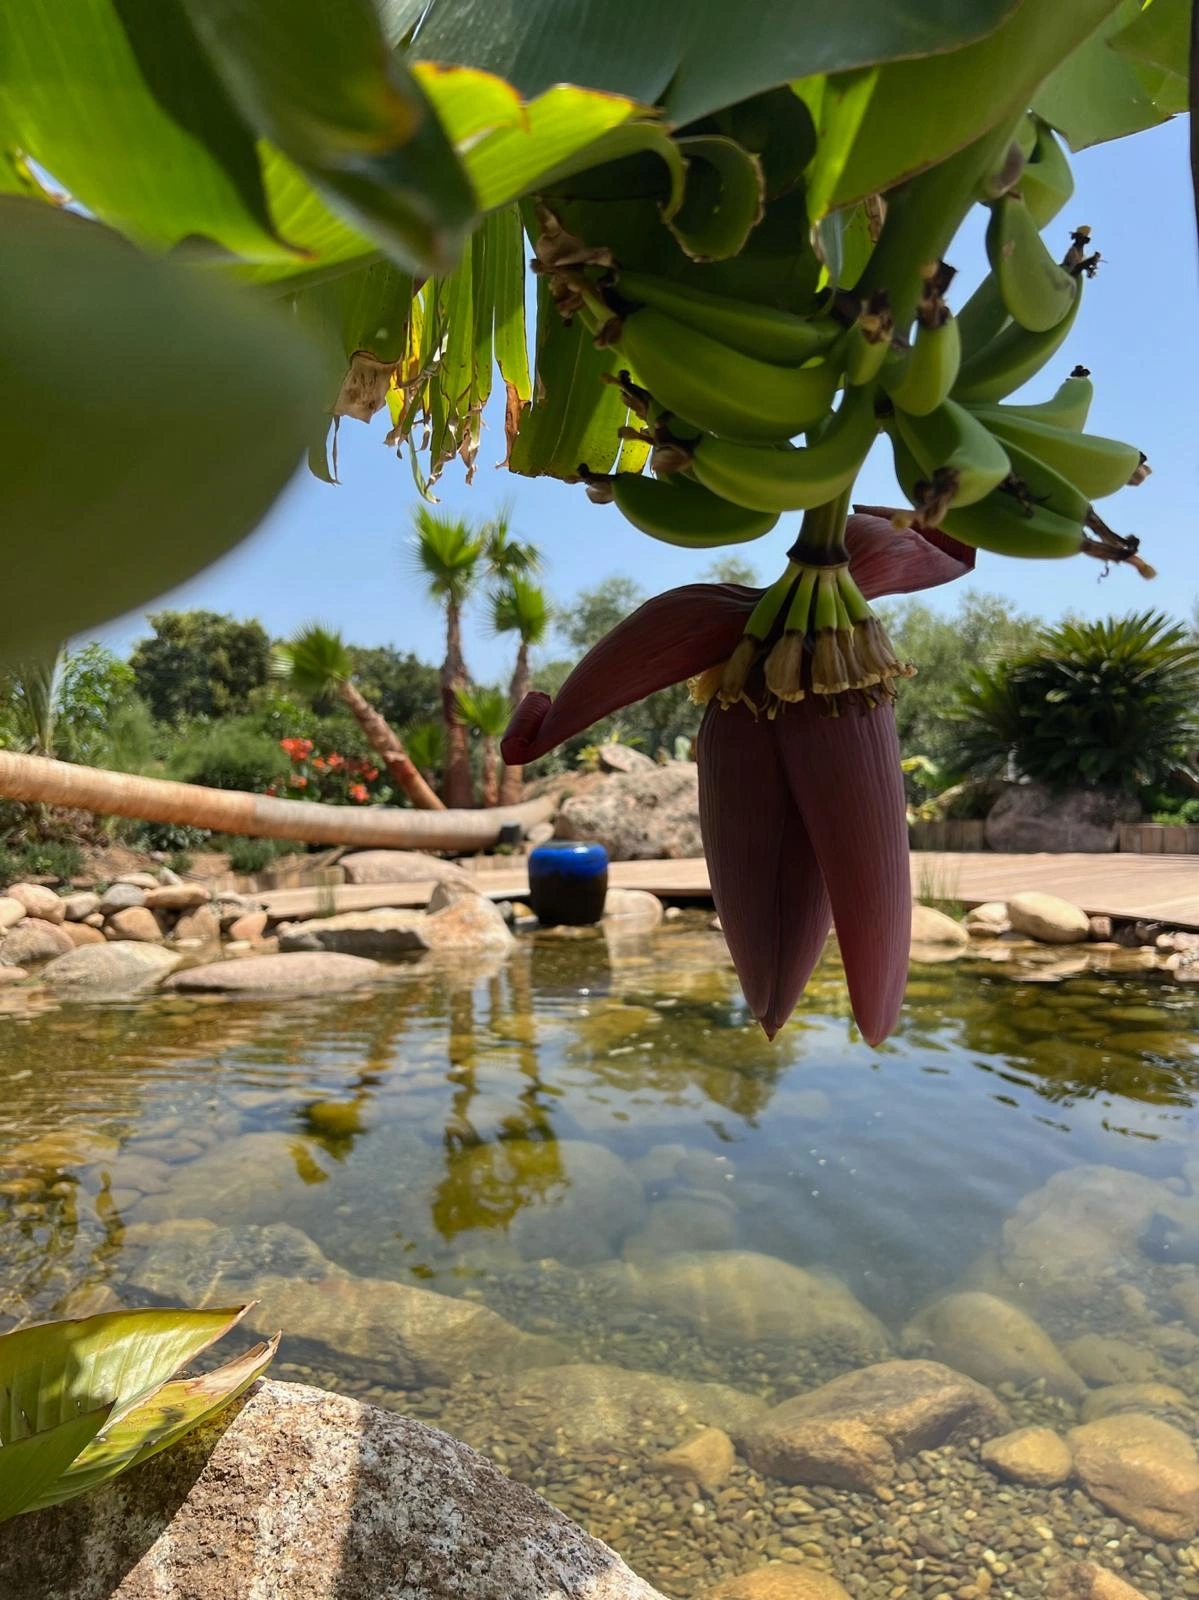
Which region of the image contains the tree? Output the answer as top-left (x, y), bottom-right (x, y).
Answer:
top-left (702, 557), bottom-right (760, 587)
top-left (455, 687), bottom-right (511, 807)
top-left (273, 625), bottom-right (445, 811)
top-left (404, 722), bottom-right (444, 791)
top-left (345, 646), bottom-right (441, 732)
top-left (949, 612), bottom-right (1199, 794)
top-left (131, 612), bottom-right (270, 725)
top-left (491, 577), bottom-right (550, 803)
top-left (1, 643), bottom-right (138, 763)
top-left (560, 576), bottom-right (645, 653)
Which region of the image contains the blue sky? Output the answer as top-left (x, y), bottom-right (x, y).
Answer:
top-left (97, 117), bottom-right (1197, 681)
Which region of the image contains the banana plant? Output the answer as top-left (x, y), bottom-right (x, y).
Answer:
top-left (0, 1305), bottom-right (278, 1521)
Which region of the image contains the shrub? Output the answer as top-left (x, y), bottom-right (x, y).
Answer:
top-left (215, 835), bottom-right (301, 875)
top-left (949, 612), bottom-right (1199, 794)
top-left (168, 719), bottom-right (290, 793)
top-left (127, 821), bottom-right (211, 854)
top-left (0, 839), bottom-right (83, 884)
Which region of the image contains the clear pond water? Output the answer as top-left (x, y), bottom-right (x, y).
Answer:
top-left (3, 920), bottom-right (1199, 1596)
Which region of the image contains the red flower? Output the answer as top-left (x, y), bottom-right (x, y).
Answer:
top-left (349, 782), bottom-right (369, 803)
top-left (327, 751), bottom-right (344, 769)
top-left (364, 767), bottom-right (379, 782)
top-left (312, 755), bottom-right (327, 771)
top-left (290, 774), bottom-right (308, 789)
top-left (502, 512), bottom-right (974, 1044)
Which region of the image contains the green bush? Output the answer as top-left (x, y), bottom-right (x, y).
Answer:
top-left (168, 719), bottom-right (289, 793)
top-left (0, 839), bottom-right (83, 885)
top-left (1151, 797), bottom-right (1199, 826)
top-left (214, 835), bottom-right (300, 874)
top-left (127, 820), bottom-right (211, 853)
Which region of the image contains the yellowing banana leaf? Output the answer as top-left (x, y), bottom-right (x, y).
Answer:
top-left (509, 281), bottom-right (634, 480)
top-left (491, 204), bottom-right (533, 416)
top-left (0, 1402), bottom-right (114, 1522)
top-left (668, 136), bottom-right (765, 260)
top-left (1034, 0), bottom-right (1180, 148)
top-left (179, 0), bottom-right (476, 277)
top-left (30, 1335), bottom-right (279, 1513)
top-left (411, 0), bottom-right (1021, 130)
top-left (463, 85), bottom-right (646, 213)
top-left (0, 0), bottom-right (291, 259)
top-left (828, 0), bottom-right (1127, 206)
top-left (0, 200), bottom-right (324, 665)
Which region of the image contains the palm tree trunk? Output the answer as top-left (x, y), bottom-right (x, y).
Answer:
top-left (498, 641), bottom-right (530, 806)
top-left (337, 680), bottom-right (444, 811)
top-left (0, 751), bottom-right (554, 850)
top-left (442, 601), bottom-right (474, 809)
top-left (479, 736), bottom-right (498, 807)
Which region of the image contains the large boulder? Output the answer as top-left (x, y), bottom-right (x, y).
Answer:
top-left (1069, 1412), bottom-right (1199, 1540)
top-left (98, 882), bottom-right (147, 914)
top-left (985, 782), bottom-right (1141, 853)
top-left (598, 743), bottom-right (656, 774)
top-left (422, 892), bottom-right (516, 955)
top-left (4, 882), bottom-right (64, 922)
top-left (340, 849), bottom-right (475, 887)
top-left (144, 883), bottom-right (210, 911)
top-left (0, 917), bottom-right (73, 965)
top-left (741, 1360), bottom-right (1010, 1494)
top-left (278, 908), bottom-right (429, 957)
top-left (902, 1291), bottom-right (1085, 1400)
top-left (909, 905), bottom-right (969, 949)
top-left (556, 765), bottom-right (701, 860)
top-left (1007, 891), bottom-right (1090, 944)
top-left (0, 896), bottom-right (25, 930)
top-left (164, 951), bottom-right (381, 994)
top-left (106, 906), bottom-right (164, 943)
top-left (0, 1380), bottom-right (669, 1600)
top-left (40, 942), bottom-right (182, 997)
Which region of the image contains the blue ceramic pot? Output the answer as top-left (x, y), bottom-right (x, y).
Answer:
top-left (527, 841), bottom-right (609, 927)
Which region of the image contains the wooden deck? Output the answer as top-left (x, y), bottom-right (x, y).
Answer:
top-left (258, 851), bottom-right (1199, 930)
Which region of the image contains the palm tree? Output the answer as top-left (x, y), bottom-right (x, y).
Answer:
top-left (404, 720), bottom-right (444, 791)
top-left (2, 647), bottom-right (63, 757)
top-left (490, 577), bottom-right (550, 804)
top-left (454, 686), bottom-right (511, 807)
top-left (273, 624), bottom-right (445, 811)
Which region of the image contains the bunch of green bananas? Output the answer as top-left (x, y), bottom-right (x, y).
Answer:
top-left (561, 114), bottom-right (1149, 572)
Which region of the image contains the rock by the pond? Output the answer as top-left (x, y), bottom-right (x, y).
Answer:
top-left (910, 905), bottom-right (969, 947)
top-left (490, 1363), bottom-right (767, 1452)
top-left (165, 951), bottom-right (381, 994)
top-left (0, 1379), bottom-right (669, 1600)
top-left (603, 887), bottom-right (665, 929)
top-left (106, 905), bottom-right (164, 942)
top-left (423, 892), bottom-right (516, 954)
top-left (1007, 891), bottom-right (1091, 944)
top-left (741, 1360), bottom-right (1010, 1494)
top-left (556, 764), bottom-right (701, 861)
top-left (980, 1425), bottom-right (1074, 1487)
top-left (228, 909), bottom-right (269, 942)
top-left (985, 782), bottom-right (1140, 853)
top-left (703, 1568), bottom-right (852, 1600)
top-left (144, 882), bottom-right (210, 911)
top-left (1069, 1412), bottom-right (1199, 1540)
top-left (278, 908), bottom-right (428, 957)
top-left (339, 848), bottom-right (474, 887)
top-left (653, 1426), bottom-right (736, 1492)
top-left (0, 895), bottom-right (26, 931)
top-left (115, 871), bottom-right (161, 890)
top-left (1064, 1334), bottom-right (1161, 1388)
top-left (98, 881), bottom-right (146, 915)
top-left (1049, 1564), bottom-right (1153, 1600)
top-left (964, 900), bottom-right (1010, 936)
top-left (0, 917), bottom-right (73, 965)
top-left (41, 943), bottom-right (182, 997)
top-left (0, 966), bottom-right (26, 985)
top-left (902, 1291), bottom-right (1085, 1400)
top-left (1089, 914), bottom-right (1114, 941)
top-left (61, 920), bottom-right (107, 947)
top-left (4, 881), bottom-right (65, 923)
top-left (1079, 1382), bottom-right (1192, 1423)
top-left (598, 743), bottom-right (656, 774)
top-left (623, 1193), bottom-right (739, 1260)
top-left (591, 1250), bottom-right (889, 1360)
top-left (172, 903), bottom-right (222, 943)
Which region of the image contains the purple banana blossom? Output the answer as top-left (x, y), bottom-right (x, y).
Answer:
top-left (503, 513), bottom-right (974, 1044)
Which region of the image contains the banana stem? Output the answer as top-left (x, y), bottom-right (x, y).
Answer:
top-left (788, 489), bottom-right (852, 562)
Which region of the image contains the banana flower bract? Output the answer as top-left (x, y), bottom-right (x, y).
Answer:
top-left (503, 513), bottom-right (973, 1044)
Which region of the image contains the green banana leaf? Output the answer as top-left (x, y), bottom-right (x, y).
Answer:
top-left (0, 1404), bottom-right (114, 1522)
top-left (1110, 0), bottom-right (1190, 79)
top-left (0, 0), bottom-right (291, 258)
top-left (28, 1335), bottom-right (280, 1513)
top-left (178, 0), bottom-right (476, 277)
top-left (668, 136), bottom-right (766, 260)
top-left (1034, 0), bottom-right (1183, 148)
top-left (0, 199), bottom-right (324, 665)
top-left (410, 0), bottom-right (1021, 128)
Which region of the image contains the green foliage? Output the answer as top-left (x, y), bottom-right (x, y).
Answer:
top-left (0, 1305), bottom-right (275, 1521)
top-left (490, 578), bottom-right (550, 648)
top-left (131, 612), bottom-right (272, 726)
top-left (272, 624), bottom-right (353, 700)
top-left (96, 696), bottom-right (164, 776)
top-left (218, 835), bottom-right (299, 875)
top-left (1151, 797), bottom-right (1199, 826)
top-left (411, 510), bottom-right (491, 611)
top-left (0, 839), bottom-right (84, 888)
top-left (168, 720), bottom-right (290, 794)
top-left (127, 822), bottom-right (212, 855)
top-left (560, 576), bottom-right (646, 653)
top-left (950, 612), bottom-right (1199, 793)
top-left (346, 648), bottom-right (441, 731)
top-left (702, 556), bottom-right (760, 587)
top-left (404, 721), bottom-right (444, 780)
top-left (455, 685), bottom-right (511, 736)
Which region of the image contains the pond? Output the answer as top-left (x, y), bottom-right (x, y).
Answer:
top-left (3, 919), bottom-right (1199, 1597)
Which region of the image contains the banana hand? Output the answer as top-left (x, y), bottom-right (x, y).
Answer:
top-left (882, 313), bottom-right (961, 416)
top-left (613, 271), bottom-right (839, 367)
top-left (610, 471), bottom-right (780, 547)
top-left (952, 284), bottom-right (1082, 405)
top-left (894, 397), bottom-right (1011, 509)
top-left (986, 195), bottom-right (1080, 333)
top-left (970, 407), bottom-right (1142, 499)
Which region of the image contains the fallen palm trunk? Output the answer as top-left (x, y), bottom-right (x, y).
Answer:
top-left (0, 751), bottom-right (554, 852)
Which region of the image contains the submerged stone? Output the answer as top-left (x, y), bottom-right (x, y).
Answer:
top-left (902, 1290), bottom-right (1085, 1400)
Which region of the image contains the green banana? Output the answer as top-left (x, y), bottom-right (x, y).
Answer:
top-left (970, 407), bottom-right (1141, 499)
top-left (978, 368), bottom-right (1093, 432)
top-left (613, 270), bottom-right (839, 366)
top-left (894, 397), bottom-right (1011, 509)
top-left (608, 301), bottom-right (841, 444)
top-left (609, 470), bottom-right (780, 547)
top-left (952, 284), bottom-right (1082, 404)
top-left (891, 434), bottom-right (1083, 560)
top-left (986, 194), bottom-right (1080, 333)
top-left (841, 293), bottom-right (894, 386)
top-left (1020, 117), bottom-right (1075, 228)
top-left (996, 437), bottom-right (1091, 525)
top-left (955, 273), bottom-right (1009, 361)
top-left (882, 312), bottom-right (961, 416)
top-left (688, 383), bottom-right (878, 513)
